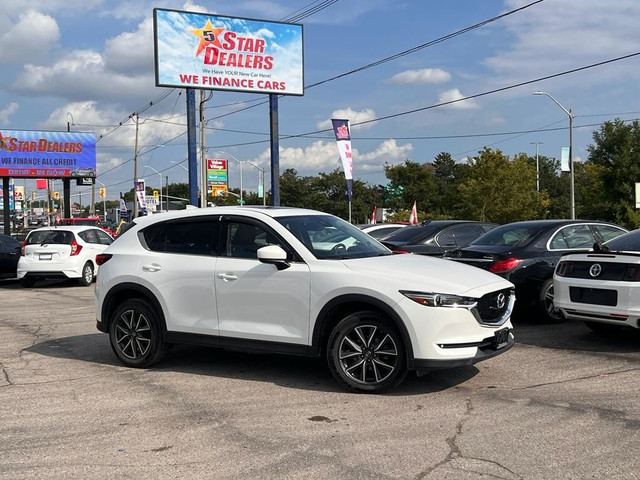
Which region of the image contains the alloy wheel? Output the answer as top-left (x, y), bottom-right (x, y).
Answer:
top-left (113, 309), bottom-right (152, 360)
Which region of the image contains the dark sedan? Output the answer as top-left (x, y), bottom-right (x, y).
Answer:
top-left (443, 220), bottom-right (628, 321)
top-left (381, 220), bottom-right (498, 256)
top-left (0, 234), bottom-right (21, 278)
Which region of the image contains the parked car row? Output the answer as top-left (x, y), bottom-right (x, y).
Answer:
top-left (3, 208), bottom-right (637, 393)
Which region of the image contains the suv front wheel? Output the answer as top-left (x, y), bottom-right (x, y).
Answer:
top-left (109, 299), bottom-right (167, 368)
top-left (327, 311), bottom-right (406, 393)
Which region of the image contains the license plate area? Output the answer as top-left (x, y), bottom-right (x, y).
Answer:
top-left (493, 328), bottom-right (510, 349)
top-left (39, 253), bottom-right (52, 261)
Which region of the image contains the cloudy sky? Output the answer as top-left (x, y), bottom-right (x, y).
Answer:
top-left (2, 0), bottom-right (640, 202)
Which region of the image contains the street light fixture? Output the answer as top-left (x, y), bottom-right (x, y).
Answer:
top-left (533, 91), bottom-right (574, 219)
top-left (215, 151), bottom-right (267, 206)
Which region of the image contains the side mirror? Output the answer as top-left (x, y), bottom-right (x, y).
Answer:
top-left (257, 245), bottom-right (290, 270)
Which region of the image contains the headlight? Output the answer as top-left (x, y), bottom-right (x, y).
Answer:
top-left (400, 290), bottom-right (477, 309)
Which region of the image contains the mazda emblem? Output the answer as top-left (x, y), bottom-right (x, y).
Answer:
top-left (589, 263), bottom-right (602, 278)
top-left (493, 292), bottom-right (506, 310)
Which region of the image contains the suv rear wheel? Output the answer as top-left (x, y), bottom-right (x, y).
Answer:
top-left (109, 299), bottom-right (166, 367)
top-left (327, 311), bottom-right (406, 393)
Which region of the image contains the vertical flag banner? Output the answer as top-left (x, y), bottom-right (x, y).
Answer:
top-left (371, 206), bottom-right (377, 225)
top-left (409, 201), bottom-right (418, 225)
top-left (134, 180), bottom-right (147, 215)
top-left (560, 147), bottom-right (570, 172)
top-left (119, 192), bottom-right (129, 221)
top-left (331, 119), bottom-right (353, 201)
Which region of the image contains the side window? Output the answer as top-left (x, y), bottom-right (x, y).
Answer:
top-left (555, 225), bottom-right (596, 249)
top-left (95, 229), bottom-right (113, 245)
top-left (78, 229), bottom-right (98, 244)
top-left (593, 225), bottom-right (626, 242)
top-left (437, 229), bottom-right (456, 247)
top-left (225, 222), bottom-right (281, 259)
top-left (143, 220), bottom-right (219, 255)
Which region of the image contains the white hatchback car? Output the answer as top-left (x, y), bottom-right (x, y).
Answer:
top-left (18, 225), bottom-right (114, 287)
top-left (95, 207), bottom-right (516, 393)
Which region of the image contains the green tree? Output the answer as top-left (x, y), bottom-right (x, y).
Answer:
top-left (457, 148), bottom-right (546, 223)
top-left (586, 119), bottom-right (640, 228)
top-left (384, 160), bottom-right (437, 214)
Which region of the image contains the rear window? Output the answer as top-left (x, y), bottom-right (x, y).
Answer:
top-left (471, 224), bottom-right (546, 247)
top-left (26, 230), bottom-right (74, 245)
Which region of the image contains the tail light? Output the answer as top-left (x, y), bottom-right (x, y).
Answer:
top-left (70, 239), bottom-right (83, 256)
top-left (489, 257), bottom-right (523, 274)
top-left (21, 242), bottom-right (25, 257)
top-left (393, 249), bottom-right (410, 254)
top-left (96, 254), bottom-right (112, 266)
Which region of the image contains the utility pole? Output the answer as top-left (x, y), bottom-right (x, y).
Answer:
top-left (133, 113), bottom-right (139, 218)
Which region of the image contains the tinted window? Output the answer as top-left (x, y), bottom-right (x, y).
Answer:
top-left (224, 222), bottom-right (281, 259)
top-left (143, 220), bottom-right (219, 255)
top-left (604, 229), bottom-right (640, 251)
top-left (472, 224), bottom-right (545, 247)
top-left (366, 226), bottom-right (403, 240)
top-left (78, 229), bottom-right (99, 244)
top-left (438, 224), bottom-right (486, 247)
top-left (95, 229), bottom-right (114, 245)
top-left (26, 230), bottom-right (74, 245)
top-left (383, 225), bottom-right (438, 243)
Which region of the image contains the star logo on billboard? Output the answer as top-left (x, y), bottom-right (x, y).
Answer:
top-left (190, 19), bottom-right (225, 57)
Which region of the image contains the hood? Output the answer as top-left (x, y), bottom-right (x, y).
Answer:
top-left (342, 254), bottom-right (512, 298)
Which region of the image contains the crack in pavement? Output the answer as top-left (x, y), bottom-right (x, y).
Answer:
top-left (415, 390), bottom-right (523, 480)
top-left (512, 366), bottom-right (640, 391)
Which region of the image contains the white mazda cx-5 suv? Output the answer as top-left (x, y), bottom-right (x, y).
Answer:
top-left (95, 207), bottom-right (515, 393)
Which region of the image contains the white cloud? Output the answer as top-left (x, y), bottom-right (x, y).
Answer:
top-left (437, 88), bottom-right (479, 110)
top-left (253, 138), bottom-right (412, 177)
top-left (388, 68), bottom-right (451, 85)
top-left (316, 108), bottom-right (377, 131)
top-left (0, 10), bottom-right (60, 65)
top-left (0, 102), bottom-right (19, 125)
top-left (484, 1), bottom-right (640, 86)
top-left (104, 18), bottom-right (154, 75)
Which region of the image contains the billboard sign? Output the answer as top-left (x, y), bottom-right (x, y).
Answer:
top-left (207, 158), bottom-right (228, 185)
top-left (0, 129), bottom-right (96, 178)
top-left (0, 184), bottom-right (14, 210)
top-left (153, 8), bottom-right (304, 96)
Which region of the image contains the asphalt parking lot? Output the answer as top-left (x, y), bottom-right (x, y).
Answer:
top-left (1, 279), bottom-right (639, 480)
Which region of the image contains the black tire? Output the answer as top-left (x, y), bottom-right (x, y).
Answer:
top-left (20, 277), bottom-right (36, 288)
top-left (109, 299), bottom-right (166, 368)
top-left (327, 311), bottom-right (407, 393)
top-left (537, 278), bottom-right (564, 322)
top-left (584, 321), bottom-right (622, 333)
top-left (78, 262), bottom-right (94, 286)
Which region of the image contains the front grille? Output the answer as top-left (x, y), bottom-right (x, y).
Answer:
top-left (475, 288), bottom-right (512, 324)
top-left (569, 287), bottom-right (617, 306)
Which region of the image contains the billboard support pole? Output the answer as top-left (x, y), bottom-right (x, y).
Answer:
top-left (1, 177), bottom-right (9, 235)
top-left (269, 94), bottom-right (280, 206)
top-left (187, 88), bottom-right (198, 206)
top-left (63, 178), bottom-right (70, 219)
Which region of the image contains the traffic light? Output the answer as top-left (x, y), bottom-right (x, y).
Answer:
top-left (31, 191), bottom-right (36, 200)
top-left (100, 187), bottom-right (106, 198)
top-left (53, 191), bottom-right (60, 200)
top-left (153, 190), bottom-right (159, 201)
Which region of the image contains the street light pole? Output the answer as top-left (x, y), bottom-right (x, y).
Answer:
top-left (530, 141), bottom-right (543, 192)
top-left (144, 166), bottom-right (163, 213)
top-left (533, 91), bottom-right (575, 219)
top-left (216, 151), bottom-right (267, 206)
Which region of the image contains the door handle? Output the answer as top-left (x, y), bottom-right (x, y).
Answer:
top-left (142, 264), bottom-right (162, 272)
top-left (217, 273), bottom-right (238, 282)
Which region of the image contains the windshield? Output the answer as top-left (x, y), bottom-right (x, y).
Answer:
top-left (277, 214), bottom-right (391, 259)
top-left (604, 228), bottom-right (640, 251)
top-left (470, 223), bottom-right (546, 247)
